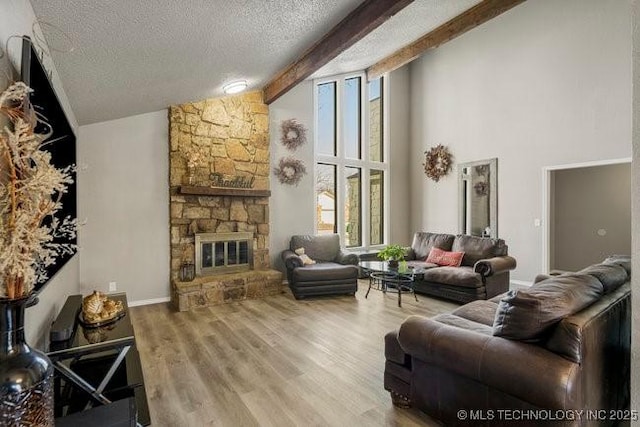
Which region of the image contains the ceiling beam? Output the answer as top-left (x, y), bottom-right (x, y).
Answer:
top-left (367, 0), bottom-right (526, 80)
top-left (263, 0), bottom-right (415, 104)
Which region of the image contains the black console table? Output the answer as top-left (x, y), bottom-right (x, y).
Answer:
top-left (48, 293), bottom-right (150, 426)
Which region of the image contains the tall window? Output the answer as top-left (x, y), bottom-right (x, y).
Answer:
top-left (315, 73), bottom-right (387, 248)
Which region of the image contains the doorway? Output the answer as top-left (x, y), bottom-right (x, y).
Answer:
top-left (542, 158), bottom-right (631, 273)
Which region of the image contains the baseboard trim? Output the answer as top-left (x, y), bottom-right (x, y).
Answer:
top-left (510, 280), bottom-right (533, 287)
top-left (129, 297), bottom-right (171, 307)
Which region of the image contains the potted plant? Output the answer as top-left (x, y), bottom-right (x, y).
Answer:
top-left (378, 244), bottom-right (407, 269)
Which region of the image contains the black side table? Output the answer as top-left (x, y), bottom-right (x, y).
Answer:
top-left (48, 293), bottom-right (150, 426)
top-left (55, 397), bottom-right (136, 427)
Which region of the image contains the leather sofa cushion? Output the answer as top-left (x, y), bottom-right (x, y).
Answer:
top-left (292, 262), bottom-right (358, 282)
top-left (431, 313), bottom-right (494, 336)
top-left (451, 234), bottom-right (507, 267)
top-left (421, 266), bottom-right (482, 288)
top-left (493, 274), bottom-right (604, 341)
top-left (384, 331), bottom-right (409, 365)
top-left (602, 255), bottom-right (631, 276)
top-left (409, 232), bottom-right (454, 260)
top-left (452, 300), bottom-right (499, 326)
top-left (488, 292), bottom-right (508, 303)
top-left (578, 263), bottom-right (628, 294)
top-left (405, 260), bottom-right (438, 271)
top-left (290, 234), bottom-right (339, 262)
top-left (544, 283), bottom-right (630, 363)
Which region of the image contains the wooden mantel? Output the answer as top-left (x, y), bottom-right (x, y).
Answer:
top-left (177, 186), bottom-right (271, 198)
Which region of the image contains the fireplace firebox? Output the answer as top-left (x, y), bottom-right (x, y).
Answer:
top-left (195, 232), bottom-right (253, 275)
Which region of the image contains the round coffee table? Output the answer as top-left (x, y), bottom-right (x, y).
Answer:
top-left (367, 270), bottom-right (418, 307)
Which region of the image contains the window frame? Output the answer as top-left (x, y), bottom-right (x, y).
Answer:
top-left (313, 71), bottom-right (389, 250)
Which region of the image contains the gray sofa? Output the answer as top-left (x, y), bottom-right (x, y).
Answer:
top-left (384, 255), bottom-right (631, 426)
top-left (281, 234), bottom-right (359, 299)
top-left (405, 232), bottom-right (517, 303)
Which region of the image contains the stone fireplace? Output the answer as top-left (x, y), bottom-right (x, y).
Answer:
top-left (169, 91), bottom-right (283, 311)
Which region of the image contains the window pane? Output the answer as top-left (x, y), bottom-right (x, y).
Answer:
top-left (345, 167), bottom-right (361, 247)
top-left (370, 170), bottom-right (384, 245)
top-left (239, 241), bottom-right (249, 264)
top-left (215, 242), bottom-right (225, 267)
top-left (202, 243), bottom-right (213, 268)
top-left (317, 82), bottom-right (336, 156)
top-left (316, 163), bottom-right (336, 234)
top-left (368, 77), bottom-right (383, 162)
top-left (228, 242), bottom-right (238, 265)
top-left (344, 77), bottom-right (361, 159)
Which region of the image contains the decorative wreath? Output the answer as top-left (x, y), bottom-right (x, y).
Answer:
top-left (274, 157), bottom-right (307, 186)
top-left (474, 181), bottom-right (489, 196)
top-left (423, 144), bottom-right (453, 182)
top-left (474, 164), bottom-right (489, 176)
top-left (280, 119), bottom-right (307, 151)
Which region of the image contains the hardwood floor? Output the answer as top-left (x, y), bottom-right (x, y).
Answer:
top-left (129, 280), bottom-right (458, 426)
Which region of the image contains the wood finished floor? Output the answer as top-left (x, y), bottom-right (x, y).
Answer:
top-left (129, 280), bottom-right (459, 426)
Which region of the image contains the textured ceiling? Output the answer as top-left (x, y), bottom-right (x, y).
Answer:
top-left (29, 0), bottom-right (481, 125)
top-left (312, 0), bottom-right (482, 79)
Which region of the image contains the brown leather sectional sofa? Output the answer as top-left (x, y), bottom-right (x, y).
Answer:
top-left (384, 256), bottom-right (631, 426)
top-left (406, 232), bottom-right (517, 303)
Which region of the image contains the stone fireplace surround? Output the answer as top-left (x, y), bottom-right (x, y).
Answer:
top-left (169, 91), bottom-right (283, 311)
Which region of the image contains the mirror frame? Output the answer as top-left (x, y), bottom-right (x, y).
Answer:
top-left (458, 158), bottom-right (498, 238)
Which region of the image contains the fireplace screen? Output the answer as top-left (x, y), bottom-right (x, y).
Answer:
top-left (195, 232), bottom-right (253, 275)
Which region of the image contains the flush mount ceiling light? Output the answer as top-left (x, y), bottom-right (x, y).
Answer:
top-left (223, 80), bottom-right (247, 94)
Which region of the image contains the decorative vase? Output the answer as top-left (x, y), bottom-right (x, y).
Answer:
top-left (186, 167), bottom-right (196, 185)
top-left (0, 296), bottom-right (54, 426)
top-left (388, 260), bottom-right (399, 269)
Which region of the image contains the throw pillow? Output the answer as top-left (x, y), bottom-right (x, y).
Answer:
top-left (294, 247), bottom-right (316, 266)
top-left (425, 247), bottom-right (464, 267)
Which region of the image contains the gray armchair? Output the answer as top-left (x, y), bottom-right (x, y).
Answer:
top-left (282, 234), bottom-right (359, 299)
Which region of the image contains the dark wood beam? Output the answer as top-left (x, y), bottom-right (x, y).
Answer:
top-left (367, 0), bottom-right (526, 80)
top-left (263, 0), bottom-right (415, 104)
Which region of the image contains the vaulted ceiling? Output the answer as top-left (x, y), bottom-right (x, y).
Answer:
top-left (30, 0), bottom-right (481, 125)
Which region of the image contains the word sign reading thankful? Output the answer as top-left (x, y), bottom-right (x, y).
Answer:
top-left (210, 173), bottom-right (255, 189)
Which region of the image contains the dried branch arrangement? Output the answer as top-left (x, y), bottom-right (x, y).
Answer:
top-left (180, 144), bottom-right (208, 169)
top-left (0, 82), bottom-right (76, 299)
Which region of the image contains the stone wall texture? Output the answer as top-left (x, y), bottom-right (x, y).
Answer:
top-left (169, 91), bottom-right (272, 282)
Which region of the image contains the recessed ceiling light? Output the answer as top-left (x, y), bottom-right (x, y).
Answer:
top-left (223, 80), bottom-right (247, 94)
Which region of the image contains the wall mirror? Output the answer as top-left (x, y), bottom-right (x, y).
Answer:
top-left (458, 158), bottom-right (498, 238)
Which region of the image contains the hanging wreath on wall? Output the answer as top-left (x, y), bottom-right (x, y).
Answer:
top-left (280, 119), bottom-right (307, 151)
top-left (274, 157), bottom-right (307, 186)
top-left (423, 144), bottom-right (453, 182)
top-left (474, 181), bottom-right (489, 196)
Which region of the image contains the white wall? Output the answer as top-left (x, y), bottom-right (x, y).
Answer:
top-left (269, 81), bottom-right (316, 270)
top-left (631, 0), bottom-right (639, 422)
top-left (388, 66), bottom-right (412, 246)
top-left (78, 110), bottom-right (170, 304)
top-left (1, 0), bottom-right (80, 348)
top-left (409, 0), bottom-right (632, 281)
top-left (0, 0), bottom-right (78, 130)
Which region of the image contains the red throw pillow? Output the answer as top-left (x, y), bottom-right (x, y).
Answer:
top-left (426, 247), bottom-right (464, 267)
